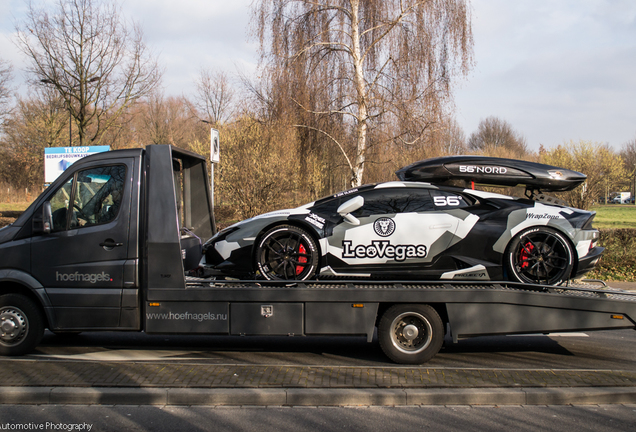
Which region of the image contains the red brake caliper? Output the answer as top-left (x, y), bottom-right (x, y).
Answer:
top-left (296, 244), bottom-right (307, 275)
top-left (519, 242), bottom-right (534, 268)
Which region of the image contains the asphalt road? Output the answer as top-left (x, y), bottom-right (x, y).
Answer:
top-left (0, 404), bottom-right (635, 432)
top-left (19, 327), bottom-right (636, 371)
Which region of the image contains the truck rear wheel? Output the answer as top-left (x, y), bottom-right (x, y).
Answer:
top-left (378, 304), bottom-right (444, 364)
top-left (0, 294), bottom-right (44, 356)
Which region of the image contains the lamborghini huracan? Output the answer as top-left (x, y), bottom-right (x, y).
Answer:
top-left (202, 156), bottom-right (603, 285)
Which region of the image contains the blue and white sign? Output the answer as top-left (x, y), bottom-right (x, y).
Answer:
top-left (44, 146), bottom-right (110, 183)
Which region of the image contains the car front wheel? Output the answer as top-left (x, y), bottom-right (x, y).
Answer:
top-left (255, 225), bottom-right (320, 280)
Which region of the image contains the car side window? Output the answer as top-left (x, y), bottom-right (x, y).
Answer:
top-left (70, 166), bottom-right (126, 228)
top-left (352, 188), bottom-right (434, 217)
top-left (430, 190), bottom-right (470, 208)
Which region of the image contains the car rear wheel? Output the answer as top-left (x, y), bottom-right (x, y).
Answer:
top-left (378, 304), bottom-right (444, 364)
top-left (0, 294), bottom-right (44, 356)
top-left (506, 227), bottom-right (574, 285)
top-left (255, 225), bottom-right (319, 280)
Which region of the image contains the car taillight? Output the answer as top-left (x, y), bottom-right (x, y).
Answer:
top-left (581, 214), bottom-right (596, 230)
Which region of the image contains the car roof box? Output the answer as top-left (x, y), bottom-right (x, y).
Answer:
top-left (395, 156), bottom-right (586, 192)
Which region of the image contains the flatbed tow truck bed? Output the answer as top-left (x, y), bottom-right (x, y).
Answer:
top-left (143, 278), bottom-right (636, 347)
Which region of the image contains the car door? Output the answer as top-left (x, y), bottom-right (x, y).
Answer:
top-left (30, 160), bottom-right (133, 329)
top-left (326, 187), bottom-right (464, 274)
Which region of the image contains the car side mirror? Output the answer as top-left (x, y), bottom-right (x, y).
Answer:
top-left (337, 196), bottom-right (364, 226)
top-left (42, 202), bottom-right (53, 234)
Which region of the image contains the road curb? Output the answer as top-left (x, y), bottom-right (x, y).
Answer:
top-left (1, 387), bottom-right (635, 406)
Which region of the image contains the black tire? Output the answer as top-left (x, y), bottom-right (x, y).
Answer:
top-left (255, 225), bottom-right (320, 280)
top-left (0, 294), bottom-right (44, 356)
top-left (506, 226), bottom-right (575, 286)
top-left (378, 304), bottom-right (444, 364)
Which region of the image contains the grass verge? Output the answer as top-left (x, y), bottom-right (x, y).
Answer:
top-left (585, 228), bottom-right (636, 281)
top-left (591, 204), bottom-right (636, 229)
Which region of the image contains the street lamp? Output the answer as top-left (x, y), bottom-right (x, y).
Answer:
top-left (40, 77), bottom-right (100, 147)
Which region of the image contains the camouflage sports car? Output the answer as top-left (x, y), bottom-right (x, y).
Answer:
top-left (202, 156), bottom-right (603, 285)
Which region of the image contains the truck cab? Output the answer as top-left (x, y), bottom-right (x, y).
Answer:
top-left (0, 145), bottom-right (214, 355)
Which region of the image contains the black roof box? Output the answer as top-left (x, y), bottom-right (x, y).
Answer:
top-left (395, 156), bottom-right (586, 192)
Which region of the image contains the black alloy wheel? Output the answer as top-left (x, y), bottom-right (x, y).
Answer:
top-left (255, 225), bottom-right (319, 280)
top-left (507, 227), bottom-right (574, 285)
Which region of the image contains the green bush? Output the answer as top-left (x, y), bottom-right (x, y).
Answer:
top-left (586, 229), bottom-right (636, 281)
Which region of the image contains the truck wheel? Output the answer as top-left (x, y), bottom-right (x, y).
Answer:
top-left (0, 294), bottom-right (44, 356)
top-left (378, 304), bottom-right (444, 364)
top-left (255, 225), bottom-right (319, 280)
top-left (506, 227), bottom-right (574, 285)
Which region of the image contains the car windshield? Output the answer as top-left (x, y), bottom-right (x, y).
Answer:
top-left (312, 184), bottom-right (376, 207)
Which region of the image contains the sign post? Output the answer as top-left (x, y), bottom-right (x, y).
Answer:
top-left (210, 129), bottom-right (220, 206)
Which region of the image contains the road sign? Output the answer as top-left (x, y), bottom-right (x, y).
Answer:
top-left (44, 146), bottom-right (110, 183)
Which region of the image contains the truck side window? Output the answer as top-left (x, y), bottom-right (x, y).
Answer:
top-left (70, 165), bottom-right (126, 228)
top-left (49, 177), bottom-right (74, 231)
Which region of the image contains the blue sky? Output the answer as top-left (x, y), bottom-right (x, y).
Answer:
top-left (2, 0), bottom-right (635, 151)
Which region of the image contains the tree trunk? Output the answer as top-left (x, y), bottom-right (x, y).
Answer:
top-left (350, 0), bottom-right (367, 188)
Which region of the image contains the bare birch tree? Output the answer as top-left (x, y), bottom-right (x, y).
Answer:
top-left (621, 137), bottom-right (636, 173)
top-left (253, 0), bottom-right (473, 187)
top-left (468, 116), bottom-right (528, 157)
top-left (15, 0), bottom-right (161, 147)
top-left (195, 69), bottom-right (236, 127)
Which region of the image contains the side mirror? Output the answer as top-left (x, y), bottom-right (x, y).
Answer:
top-left (337, 196), bottom-right (364, 226)
top-left (42, 202), bottom-right (53, 234)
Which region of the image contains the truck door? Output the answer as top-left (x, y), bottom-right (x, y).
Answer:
top-left (30, 160), bottom-right (134, 330)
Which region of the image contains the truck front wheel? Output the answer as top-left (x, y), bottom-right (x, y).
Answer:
top-left (0, 294), bottom-right (44, 356)
top-left (378, 304), bottom-right (444, 364)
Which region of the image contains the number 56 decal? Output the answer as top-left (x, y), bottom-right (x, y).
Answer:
top-left (434, 196), bottom-right (462, 206)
